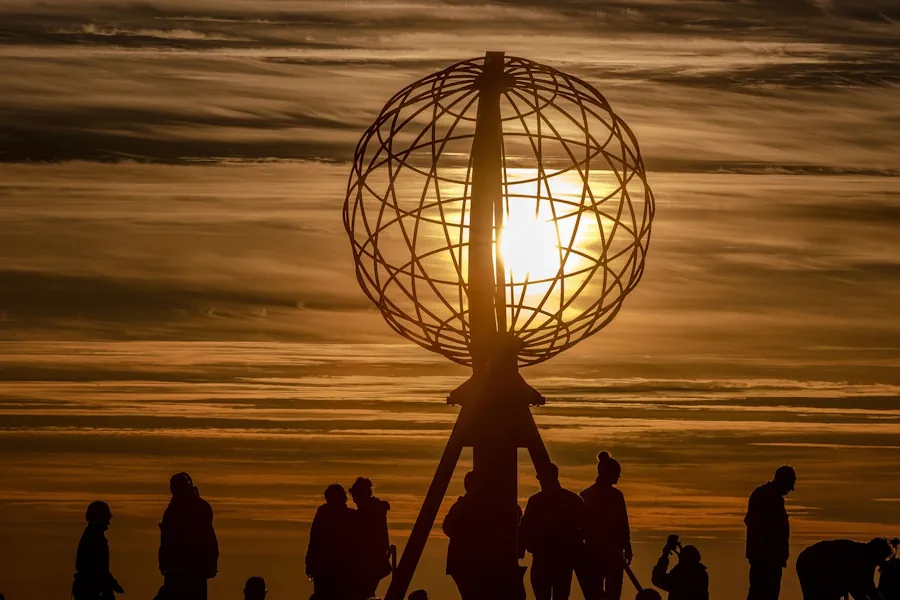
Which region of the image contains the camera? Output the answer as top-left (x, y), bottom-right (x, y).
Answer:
top-left (665, 534), bottom-right (682, 554)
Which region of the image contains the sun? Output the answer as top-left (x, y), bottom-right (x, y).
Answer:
top-left (499, 204), bottom-right (562, 282)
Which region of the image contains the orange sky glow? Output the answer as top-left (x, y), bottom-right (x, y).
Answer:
top-left (2, 1), bottom-right (900, 599)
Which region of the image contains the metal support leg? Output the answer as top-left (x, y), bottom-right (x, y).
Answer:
top-left (384, 413), bottom-right (467, 600)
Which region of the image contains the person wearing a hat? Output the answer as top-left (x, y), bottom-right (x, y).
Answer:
top-left (73, 501), bottom-right (124, 600)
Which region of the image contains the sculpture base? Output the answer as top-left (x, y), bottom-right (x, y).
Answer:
top-left (385, 365), bottom-right (551, 600)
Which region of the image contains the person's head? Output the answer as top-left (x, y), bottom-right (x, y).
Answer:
top-left (597, 451), bottom-right (622, 485)
top-left (635, 589), bottom-right (662, 600)
top-left (679, 544), bottom-right (702, 566)
top-left (85, 501), bottom-right (112, 529)
top-left (169, 472), bottom-right (194, 498)
top-left (244, 576), bottom-right (266, 600)
top-left (773, 465), bottom-right (796, 495)
top-left (866, 537), bottom-right (895, 565)
top-left (408, 590), bottom-right (428, 600)
top-left (537, 463), bottom-right (561, 491)
top-left (349, 477), bottom-right (374, 504)
top-left (324, 484), bottom-right (348, 506)
top-left (463, 471), bottom-right (480, 495)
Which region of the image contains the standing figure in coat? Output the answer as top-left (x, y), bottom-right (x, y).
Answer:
top-left (157, 472), bottom-right (219, 600)
top-left (443, 471), bottom-right (523, 600)
top-left (73, 501), bottom-right (124, 600)
top-left (306, 484), bottom-right (356, 600)
top-left (442, 471), bottom-right (485, 600)
top-left (745, 466), bottom-right (795, 600)
top-left (520, 463), bottom-right (584, 600)
top-left (581, 451), bottom-right (632, 600)
top-left (349, 477), bottom-right (392, 600)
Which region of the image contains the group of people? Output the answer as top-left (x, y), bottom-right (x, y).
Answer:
top-left (67, 471), bottom-right (410, 600)
top-left (745, 466), bottom-right (900, 600)
top-left (72, 472), bottom-right (234, 600)
top-left (57, 457), bottom-right (900, 600)
top-left (439, 452), bottom-right (696, 600)
top-left (305, 477), bottom-right (394, 600)
top-left (308, 453), bottom-right (900, 600)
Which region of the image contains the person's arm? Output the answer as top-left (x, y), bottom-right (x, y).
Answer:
top-left (849, 584), bottom-right (882, 600)
top-left (620, 491), bottom-right (633, 564)
top-left (100, 536), bottom-right (124, 593)
top-left (850, 566), bottom-right (882, 600)
top-left (650, 551), bottom-right (672, 591)
top-left (158, 516), bottom-right (171, 575)
top-left (442, 502), bottom-right (459, 538)
top-left (205, 503), bottom-right (219, 577)
top-left (575, 496), bottom-right (586, 542)
top-left (745, 488), bottom-right (762, 530)
top-left (305, 508), bottom-right (323, 577)
top-left (519, 498), bottom-right (535, 555)
top-left (516, 503), bottom-right (525, 559)
top-left (107, 573), bottom-right (124, 594)
top-left (780, 497), bottom-right (790, 563)
top-left (158, 507), bottom-right (172, 575)
top-left (75, 534), bottom-right (87, 574)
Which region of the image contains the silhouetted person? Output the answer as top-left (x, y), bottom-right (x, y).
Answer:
top-left (244, 577), bottom-right (267, 600)
top-left (306, 484), bottom-right (356, 600)
top-left (349, 477), bottom-right (392, 599)
top-left (581, 451), bottom-right (632, 600)
top-left (520, 463), bottom-right (584, 600)
top-left (157, 472), bottom-right (219, 600)
top-left (443, 471), bottom-right (483, 600)
top-left (796, 537), bottom-right (893, 600)
top-left (636, 591), bottom-right (663, 600)
top-left (745, 465), bottom-right (795, 600)
top-left (651, 540), bottom-right (709, 600)
top-left (880, 549), bottom-right (900, 599)
top-left (443, 471), bottom-right (523, 600)
top-left (73, 501), bottom-right (124, 600)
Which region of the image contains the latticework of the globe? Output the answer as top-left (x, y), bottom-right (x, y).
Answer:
top-left (344, 55), bottom-right (654, 367)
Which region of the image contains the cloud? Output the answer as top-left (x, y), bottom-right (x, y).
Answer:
top-left (1, 0), bottom-right (898, 166)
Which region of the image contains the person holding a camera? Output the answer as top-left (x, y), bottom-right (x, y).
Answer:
top-left (650, 535), bottom-right (709, 600)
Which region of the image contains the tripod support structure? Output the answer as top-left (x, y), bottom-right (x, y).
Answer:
top-left (384, 350), bottom-right (552, 600)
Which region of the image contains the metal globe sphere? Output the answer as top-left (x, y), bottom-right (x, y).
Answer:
top-left (344, 55), bottom-right (654, 367)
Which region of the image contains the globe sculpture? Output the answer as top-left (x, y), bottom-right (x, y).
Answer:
top-left (343, 52), bottom-right (654, 600)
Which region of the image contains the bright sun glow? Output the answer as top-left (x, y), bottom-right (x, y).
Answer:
top-left (499, 205), bottom-right (562, 282)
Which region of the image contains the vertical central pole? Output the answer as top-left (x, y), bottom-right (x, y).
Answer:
top-left (468, 51), bottom-right (522, 597)
top-left (468, 51), bottom-right (506, 369)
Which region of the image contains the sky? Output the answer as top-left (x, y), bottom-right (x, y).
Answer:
top-left (1, 1), bottom-right (900, 599)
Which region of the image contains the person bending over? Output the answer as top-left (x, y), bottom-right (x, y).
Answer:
top-left (796, 537), bottom-right (893, 600)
